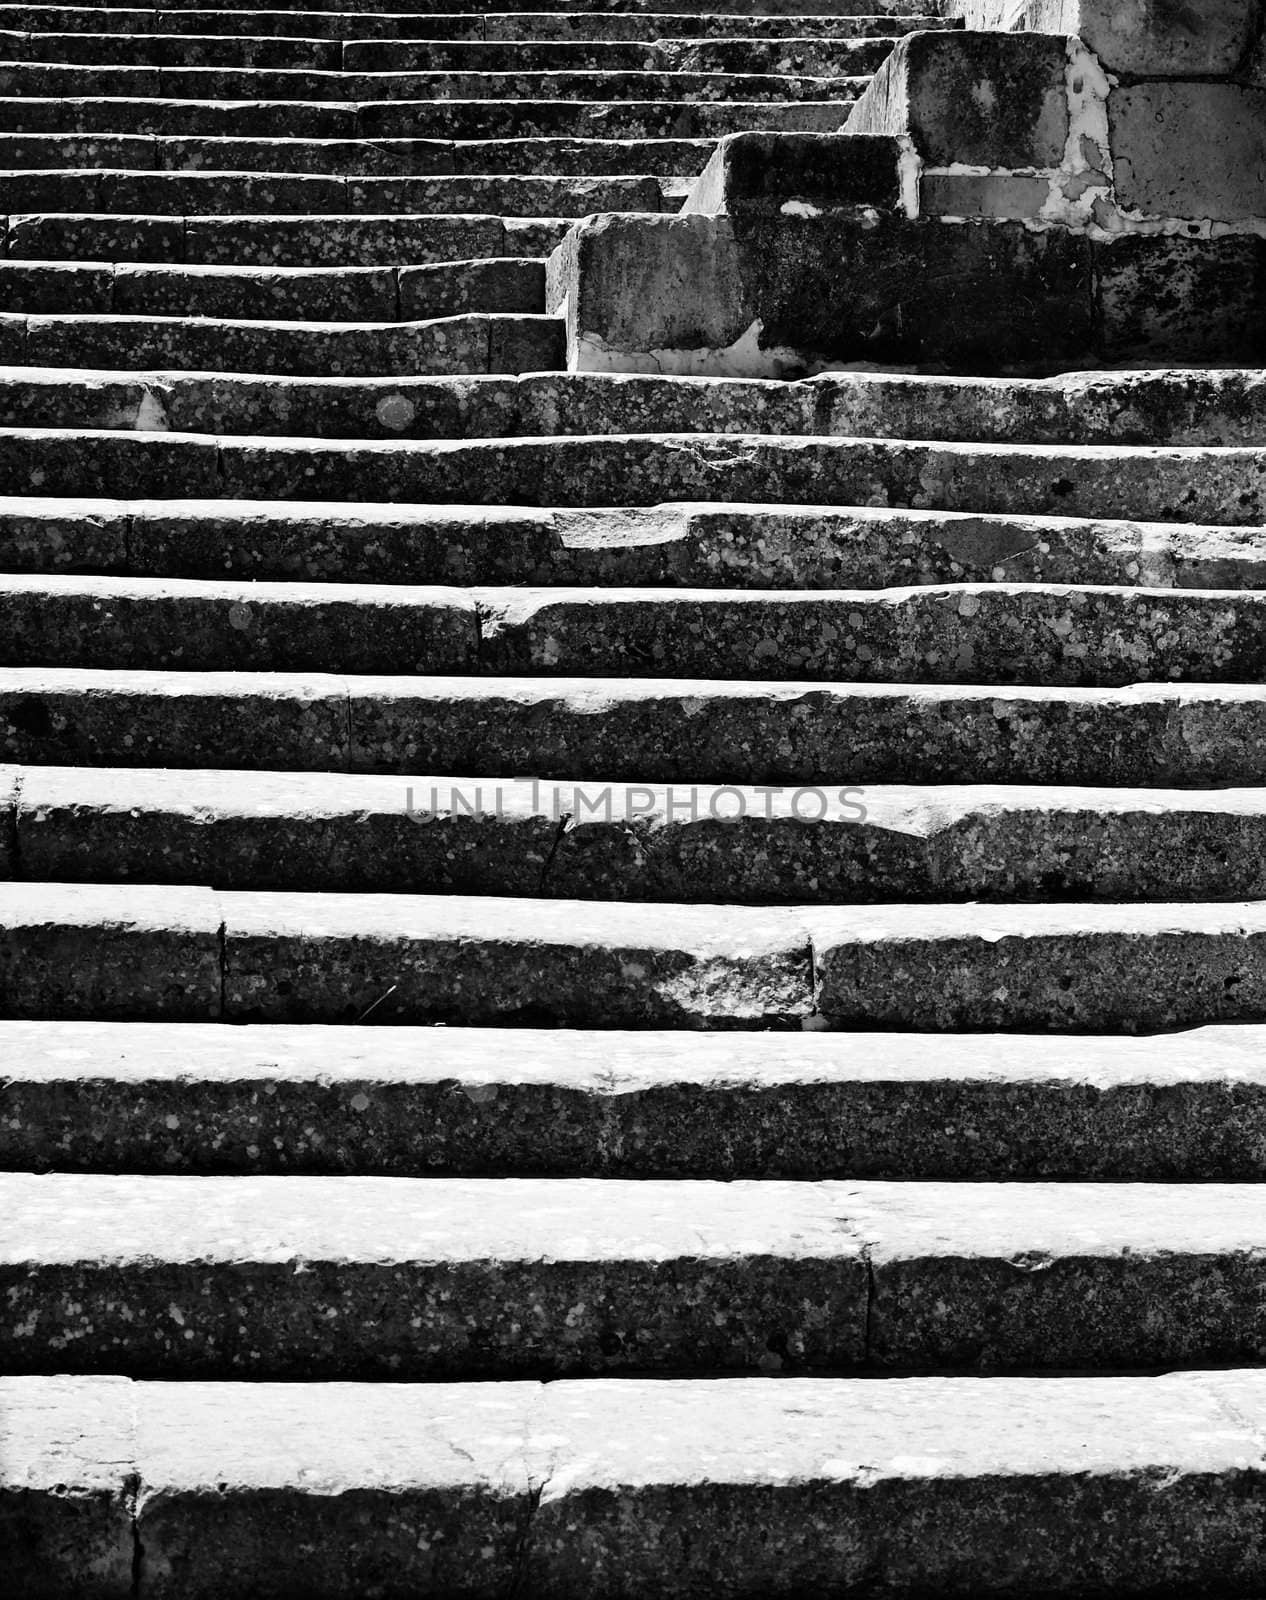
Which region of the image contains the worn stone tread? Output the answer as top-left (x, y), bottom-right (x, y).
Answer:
top-left (10, 1172), bottom-right (1266, 1373)
top-left (0, 95), bottom-right (856, 137)
top-left (5, 367), bottom-right (1266, 445)
top-left (10, 880), bottom-right (1266, 1029)
top-left (0, 131), bottom-right (723, 174)
top-left (7, 667), bottom-right (1266, 784)
top-left (0, 312), bottom-right (566, 375)
top-left (7, 427), bottom-right (1266, 522)
top-left (0, 167), bottom-right (671, 213)
top-left (6, 211), bottom-right (576, 264)
top-left (5, 494), bottom-right (1266, 590)
top-left (7, 573), bottom-right (1266, 684)
top-left (7, 1017), bottom-right (1266, 1179)
top-left (14, 764), bottom-right (1266, 905)
top-left (20, 1366), bottom-right (1266, 1600)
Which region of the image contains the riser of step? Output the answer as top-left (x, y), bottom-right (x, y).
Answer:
top-left (6, 669), bottom-right (1266, 785)
top-left (0, 95), bottom-right (854, 136)
top-left (0, 133), bottom-right (721, 173)
top-left (4, 576), bottom-right (1266, 686)
top-left (5, 430), bottom-right (1266, 525)
top-left (5, 368), bottom-right (1265, 446)
top-left (26, 1370), bottom-right (1266, 1600)
top-left (0, 62), bottom-right (861, 97)
top-left (0, 170), bottom-right (673, 212)
top-left (9, 881), bottom-right (1266, 1032)
top-left (0, 9), bottom-right (952, 36)
top-left (0, 314), bottom-right (566, 376)
top-left (71, 0), bottom-right (938, 14)
top-left (11, 766), bottom-right (1266, 905)
top-left (0, 33), bottom-right (896, 70)
top-left (8, 1019), bottom-right (1266, 1181)
top-left (1, 211), bottom-right (574, 261)
top-left (5, 496), bottom-right (1263, 590)
top-left (8, 1171), bottom-right (1266, 1375)
top-left (6, 213), bottom-right (574, 264)
top-left (0, 261), bottom-right (541, 319)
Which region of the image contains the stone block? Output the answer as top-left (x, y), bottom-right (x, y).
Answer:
top-left (1110, 81), bottom-right (1266, 222)
top-left (555, 209), bottom-right (1095, 375)
top-left (682, 130), bottom-right (903, 217)
top-left (1018, 0), bottom-right (1255, 76)
top-left (845, 30), bottom-right (1070, 168)
top-left (1097, 233), bottom-right (1266, 364)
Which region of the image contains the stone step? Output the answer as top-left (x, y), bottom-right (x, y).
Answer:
top-left (0, 31), bottom-right (899, 71)
top-left (0, 169), bottom-right (672, 213)
top-left (6, 212), bottom-right (573, 263)
top-left (0, 131), bottom-right (721, 173)
top-left (4, 495), bottom-right (1263, 590)
top-left (0, 26), bottom-right (345, 61)
top-left (0, 313), bottom-right (565, 375)
top-left (12, 880), bottom-right (1266, 1030)
top-left (6, 667), bottom-right (1265, 784)
top-left (3, 367), bottom-right (1263, 445)
top-left (87, 0), bottom-right (937, 13)
top-left (6, 1017), bottom-right (1266, 1179)
top-left (4, 574), bottom-right (1266, 685)
top-left (9, 1169), bottom-right (1266, 1373)
top-left (13, 764), bottom-right (1266, 905)
top-left (338, 36), bottom-right (896, 70)
top-left (0, 259), bottom-right (547, 317)
top-left (0, 93), bottom-right (852, 136)
top-left (11, 1369), bottom-right (1266, 1598)
top-left (4, 429), bottom-right (1266, 524)
top-left (0, 61), bottom-right (861, 98)
top-left (0, 8), bottom-right (951, 37)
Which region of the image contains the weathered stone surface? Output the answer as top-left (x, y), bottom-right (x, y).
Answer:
top-left (0, 1374), bottom-right (136, 1599)
top-left (0, 881), bottom-right (221, 1019)
top-left (683, 129), bottom-right (902, 215)
top-left (221, 890), bottom-right (813, 1025)
top-left (0, 667), bottom-right (350, 770)
top-left (134, 1380), bottom-right (538, 1600)
top-left (0, 1173), bottom-right (868, 1375)
top-left (0, 574), bottom-right (480, 673)
top-left (556, 211), bottom-right (1096, 374)
top-left (845, 30), bottom-right (1069, 167)
top-left (1097, 233), bottom-right (1266, 364)
top-left (1009, 0), bottom-right (1256, 76)
top-left (9, 1019), bottom-right (1266, 1180)
top-left (9, 494), bottom-right (1266, 590)
top-left (1110, 81), bottom-right (1266, 223)
top-left (813, 902), bottom-right (1266, 1030)
top-left (25, 767), bottom-right (1266, 904)
top-left (16, 1370), bottom-right (1266, 1599)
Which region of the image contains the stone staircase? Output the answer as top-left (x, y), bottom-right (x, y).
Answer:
top-left (10, 0), bottom-right (1266, 1595)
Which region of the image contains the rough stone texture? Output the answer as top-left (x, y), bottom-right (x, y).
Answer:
top-left (556, 211), bottom-right (1097, 375)
top-left (813, 901), bottom-right (1266, 1031)
top-left (0, 1173), bottom-right (869, 1375)
top-left (9, 1019), bottom-right (1266, 1181)
top-left (0, 1374), bottom-right (136, 1599)
top-left (955, 0), bottom-right (1258, 76)
top-left (221, 889), bottom-right (813, 1026)
top-left (1110, 81), bottom-right (1266, 223)
top-left (9, 494), bottom-right (1266, 589)
top-left (22, 767), bottom-right (1266, 905)
top-left (0, 881), bottom-right (222, 1019)
top-left (683, 129), bottom-right (902, 216)
top-left (16, 1371), bottom-right (1266, 1598)
top-left (845, 30), bottom-right (1070, 167)
top-left (0, 667), bottom-right (350, 770)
